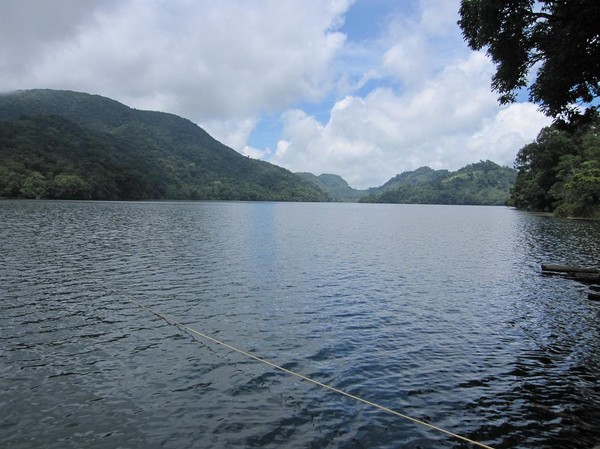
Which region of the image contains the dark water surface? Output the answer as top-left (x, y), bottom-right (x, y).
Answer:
top-left (1, 200), bottom-right (599, 449)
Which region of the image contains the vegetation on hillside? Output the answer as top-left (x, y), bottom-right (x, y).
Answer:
top-left (509, 110), bottom-right (600, 218)
top-left (295, 172), bottom-right (375, 202)
top-left (376, 166), bottom-right (449, 191)
top-left (0, 89), bottom-right (329, 201)
top-left (360, 161), bottom-right (516, 205)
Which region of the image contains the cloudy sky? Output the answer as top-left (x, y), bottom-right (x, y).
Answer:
top-left (0, 0), bottom-right (552, 189)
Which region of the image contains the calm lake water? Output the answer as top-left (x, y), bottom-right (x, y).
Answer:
top-left (1, 200), bottom-right (599, 449)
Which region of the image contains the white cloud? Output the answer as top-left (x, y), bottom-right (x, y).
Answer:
top-left (0, 0), bottom-right (114, 75)
top-left (241, 145), bottom-right (271, 160)
top-left (465, 103), bottom-right (551, 167)
top-left (419, 0), bottom-right (461, 35)
top-left (382, 35), bottom-right (429, 88)
top-left (1, 0), bottom-right (350, 132)
top-left (200, 117), bottom-right (257, 153)
top-left (270, 51), bottom-right (551, 189)
top-left (261, 0), bottom-right (552, 188)
top-left (376, 0), bottom-right (466, 89)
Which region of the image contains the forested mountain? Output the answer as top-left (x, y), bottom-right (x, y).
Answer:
top-left (360, 161), bottom-right (516, 205)
top-left (295, 172), bottom-right (376, 202)
top-left (0, 89), bottom-right (329, 201)
top-left (376, 166), bottom-right (449, 191)
top-left (509, 110), bottom-right (600, 218)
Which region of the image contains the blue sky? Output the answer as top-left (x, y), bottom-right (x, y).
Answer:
top-left (0, 0), bottom-right (552, 188)
top-left (342, 0), bottom-right (413, 41)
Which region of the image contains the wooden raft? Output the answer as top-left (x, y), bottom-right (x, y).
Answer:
top-left (541, 264), bottom-right (600, 300)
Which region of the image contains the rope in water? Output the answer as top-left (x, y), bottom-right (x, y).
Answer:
top-left (97, 280), bottom-right (495, 449)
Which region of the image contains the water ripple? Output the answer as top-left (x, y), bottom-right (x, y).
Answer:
top-left (1, 201), bottom-right (599, 448)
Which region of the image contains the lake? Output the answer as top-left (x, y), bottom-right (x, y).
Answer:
top-left (1, 200), bottom-right (599, 449)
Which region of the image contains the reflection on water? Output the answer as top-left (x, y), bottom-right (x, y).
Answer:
top-left (1, 200), bottom-right (599, 449)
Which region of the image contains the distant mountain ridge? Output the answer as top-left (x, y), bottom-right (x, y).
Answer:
top-left (299, 162), bottom-right (516, 205)
top-left (0, 89), bottom-right (329, 201)
top-left (359, 161), bottom-right (516, 205)
top-left (378, 166), bottom-right (449, 190)
top-left (295, 172), bottom-right (376, 202)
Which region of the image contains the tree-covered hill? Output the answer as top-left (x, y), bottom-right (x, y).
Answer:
top-left (297, 167), bottom-right (452, 202)
top-left (295, 172), bottom-right (377, 202)
top-left (509, 110), bottom-right (599, 218)
top-left (377, 166), bottom-right (449, 191)
top-left (0, 89), bottom-right (329, 201)
top-left (360, 161), bottom-right (516, 205)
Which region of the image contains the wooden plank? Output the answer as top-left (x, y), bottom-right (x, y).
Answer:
top-left (572, 272), bottom-right (600, 283)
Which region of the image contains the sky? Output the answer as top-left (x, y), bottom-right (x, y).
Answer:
top-left (0, 0), bottom-right (553, 189)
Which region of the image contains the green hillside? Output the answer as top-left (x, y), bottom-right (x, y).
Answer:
top-left (509, 111), bottom-right (600, 218)
top-left (360, 161), bottom-right (516, 205)
top-left (378, 166), bottom-right (449, 191)
top-left (295, 172), bottom-right (376, 202)
top-left (0, 89), bottom-right (329, 201)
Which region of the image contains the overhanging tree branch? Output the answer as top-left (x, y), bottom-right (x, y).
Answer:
top-left (458, 0), bottom-right (600, 119)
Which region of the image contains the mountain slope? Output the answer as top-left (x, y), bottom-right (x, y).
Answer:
top-left (0, 89), bottom-right (329, 201)
top-left (295, 172), bottom-right (376, 202)
top-left (360, 161), bottom-right (516, 205)
top-left (378, 166), bottom-right (449, 191)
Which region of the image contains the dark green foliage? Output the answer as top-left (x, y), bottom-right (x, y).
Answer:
top-left (510, 110), bottom-right (600, 218)
top-left (46, 174), bottom-right (92, 200)
top-left (360, 161), bottom-right (516, 205)
top-left (0, 89), bottom-right (329, 201)
top-left (458, 0), bottom-right (600, 118)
